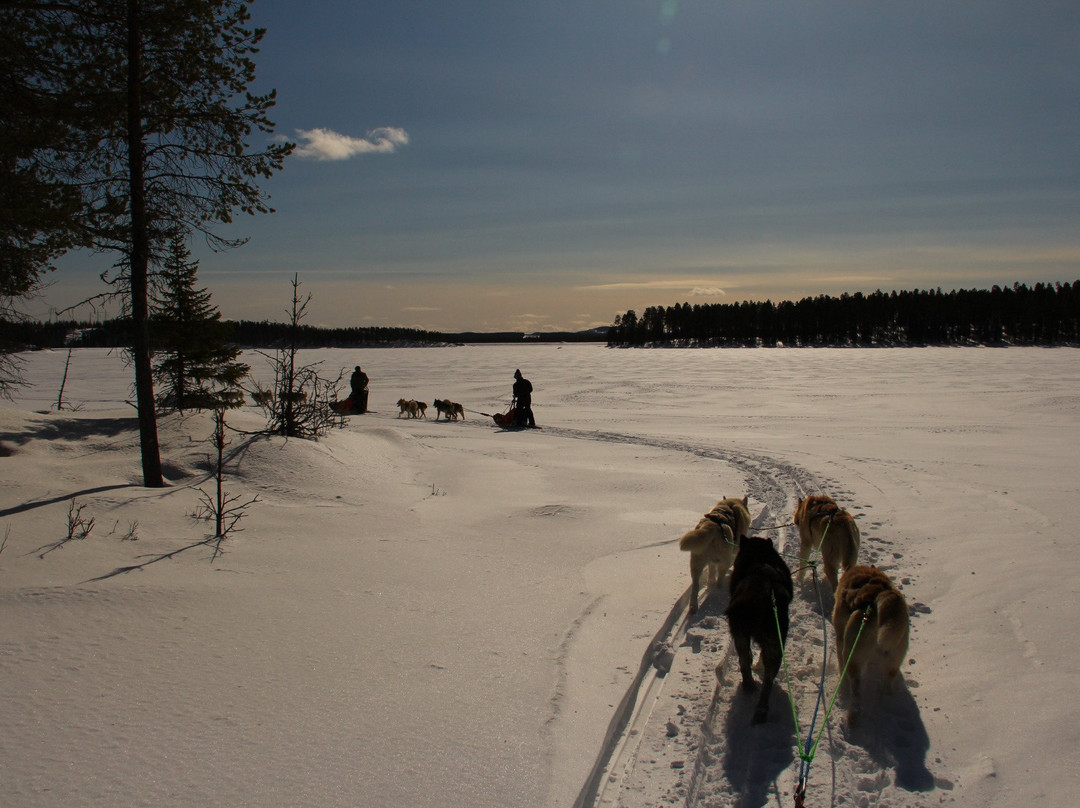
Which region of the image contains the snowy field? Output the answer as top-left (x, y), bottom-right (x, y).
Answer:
top-left (2, 345), bottom-right (1078, 807)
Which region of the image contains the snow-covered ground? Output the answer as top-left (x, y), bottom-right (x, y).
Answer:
top-left (2, 345), bottom-right (1078, 807)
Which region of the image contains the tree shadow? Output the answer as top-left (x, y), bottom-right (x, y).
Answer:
top-left (1, 484), bottom-right (138, 519)
top-left (0, 414), bottom-right (139, 447)
top-left (0, 416), bottom-right (143, 517)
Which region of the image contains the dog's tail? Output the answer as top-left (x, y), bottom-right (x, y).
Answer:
top-left (873, 588), bottom-right (910, 652)
top-left (836, 514), bottom-right (861, 568)
top-left (678, 522), bottom-right (732, 553)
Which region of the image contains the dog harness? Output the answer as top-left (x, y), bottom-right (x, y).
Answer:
top-left (704, 510), bottom-right (738, 532)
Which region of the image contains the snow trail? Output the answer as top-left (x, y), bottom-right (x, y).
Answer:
top-left (534, 423), bottom-right (942, 808)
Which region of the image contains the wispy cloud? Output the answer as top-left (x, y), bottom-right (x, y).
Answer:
top-left (577, 279), bottom-right (726, 295)
top-left (689, 287), bottom-right (726, 297)
top-left (293, 127), bottom-right (409, 161)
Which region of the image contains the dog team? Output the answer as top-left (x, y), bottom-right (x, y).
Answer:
top-left (679, 493), bottom-right (909, 725)
top-left (395, 397), bottom-right (466, 420)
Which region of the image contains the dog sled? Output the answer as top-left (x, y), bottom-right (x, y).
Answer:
top-left (330, 390), bottom-right (368, 415)
top-left (491, 406), bottom-right (517, 427)
top-left (484, 403), bottom-right (538, 429)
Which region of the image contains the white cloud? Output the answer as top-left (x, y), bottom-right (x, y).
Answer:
top-left (293, 127), bottom-right (409, 161)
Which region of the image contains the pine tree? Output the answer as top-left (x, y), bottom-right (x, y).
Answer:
top-left (151, 233), bottom-right (248, 412)
top-left (7, 1), bottom-right (292, 485)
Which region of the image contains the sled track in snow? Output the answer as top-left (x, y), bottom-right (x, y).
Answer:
top-left (538, 425), bottom-right (938, 808)
top-left (540, 424), bottom-right (822, 509)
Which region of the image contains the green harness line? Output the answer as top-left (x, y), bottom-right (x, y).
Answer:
top-left (755, 520), bottom-right (796, 531)
top-left (772, 567), bottom-right (871, 808)
top-left (805, 512), bottom-right (835, 566)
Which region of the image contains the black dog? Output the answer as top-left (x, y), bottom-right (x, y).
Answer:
top-left (725, 534), bottom-right (793, 724)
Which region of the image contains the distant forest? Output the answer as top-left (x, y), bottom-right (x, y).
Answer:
top-left (607, 281), bottom-right (1080, 347)
top-left (6, 281), bottom-right (1080, 351)
top-left (0, 317), bottom-right (604, 350)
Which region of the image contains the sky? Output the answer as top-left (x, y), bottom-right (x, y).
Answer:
top-left (33, 0), bottom-right (1080, 332)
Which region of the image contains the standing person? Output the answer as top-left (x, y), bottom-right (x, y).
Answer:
top-left (512, 368), bottom-right (535, 428)
top-left (350, 365), bottom-right (369, 413)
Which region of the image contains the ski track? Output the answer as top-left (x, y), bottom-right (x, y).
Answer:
top-left (536, 424), bottom-right (947, 808)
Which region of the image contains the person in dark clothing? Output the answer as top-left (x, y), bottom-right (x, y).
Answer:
top-left (350, 365), bottom-right (369, 413)
top-left (512, 368), bottom-right (535, 428)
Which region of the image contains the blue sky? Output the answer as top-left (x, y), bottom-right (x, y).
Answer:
top-left (41, 0), bottom-right (1080, 332)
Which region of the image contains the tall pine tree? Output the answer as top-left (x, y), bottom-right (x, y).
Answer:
top-left (8, 1), bottom-right (293, 485)
top-left (151, 233), bottom-right (248, 412)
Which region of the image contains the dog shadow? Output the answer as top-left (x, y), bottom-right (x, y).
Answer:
top-left (696, 587), bottom-right (796, 808)
top-left (842, 678), bottom-right (935, 792)
top-left (718, 682), bottom-right (797, 808)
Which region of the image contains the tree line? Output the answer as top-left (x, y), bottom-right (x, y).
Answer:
top-left (2, 318), bottom-right (608, 350)
top-left (607, 282), bottom-right (1080, 347)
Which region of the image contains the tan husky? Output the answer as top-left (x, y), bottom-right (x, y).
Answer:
top-left (433, 398), bottom-right (465, 420)
top-left (833, 565), bottom-right (910, 720)
top-left (679, 496), bottom-right (751, 613)
top-left (396, 398), bottom-right (427, 418)
top-left (794, 494), bottom-right (860, 590)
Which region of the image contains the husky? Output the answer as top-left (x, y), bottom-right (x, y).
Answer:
top-left (833, 565), bottom-right (910, 721)
top-left (725, 534), bottom-right (793, 724)
top-left (679, 496), bottom-right (752, 614)
top-left (794, 494), bottom-right (860, 590)
top-left (433, 399), bottom-right (465, 420)
top-left (397, 398), bottom-right (424, 418)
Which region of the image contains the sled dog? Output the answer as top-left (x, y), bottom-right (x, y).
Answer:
top-left (396, 398), bottom-right (424, 418)
top-left (679, 496), bottom-right (752, 614)
top-left (833, 565), bottom-right (910, 720)
top-left (725, 534), bottom-right (793, 724)
top-left (433, 399), bottom-right (465, 420)
top-left (794, 494), bottom-right (860, 590)
top-left (415, 401), bottom-right (428, 418)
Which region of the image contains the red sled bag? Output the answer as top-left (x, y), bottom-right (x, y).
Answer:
top-left (330, 396), bottom-right (354, 414)
top-left (492, 407), bottom-right (516, 427)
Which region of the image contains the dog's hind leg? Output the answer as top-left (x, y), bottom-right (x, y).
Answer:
top-left (752, 637), bottom-right (784, 724)
top-left (796, 533), bottom-right (814, 582)
top-left (688, 555), bottom-right (706, 613)
top-left (822, 551), bottom-right (840, 592)
top-left (732, 631), bottom-right (756, 693)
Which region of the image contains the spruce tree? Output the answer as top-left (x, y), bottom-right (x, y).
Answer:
top-left (151, 234), bottom-right (248, 412)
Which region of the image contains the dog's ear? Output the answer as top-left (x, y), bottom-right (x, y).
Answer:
top-left (741, 495), bottom-right (748, 507)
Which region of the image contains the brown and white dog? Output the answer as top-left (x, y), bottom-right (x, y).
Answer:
top-left (679, 496), bottom-right (752, 613)
top-left (433, 399), bottom-right (465, 420)
top-left (832, 565), bottom-right (910, 721)
top-left (396, 398), bottom-right (426, 418)
top-left (794, 494), bottom-right (860, 590)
